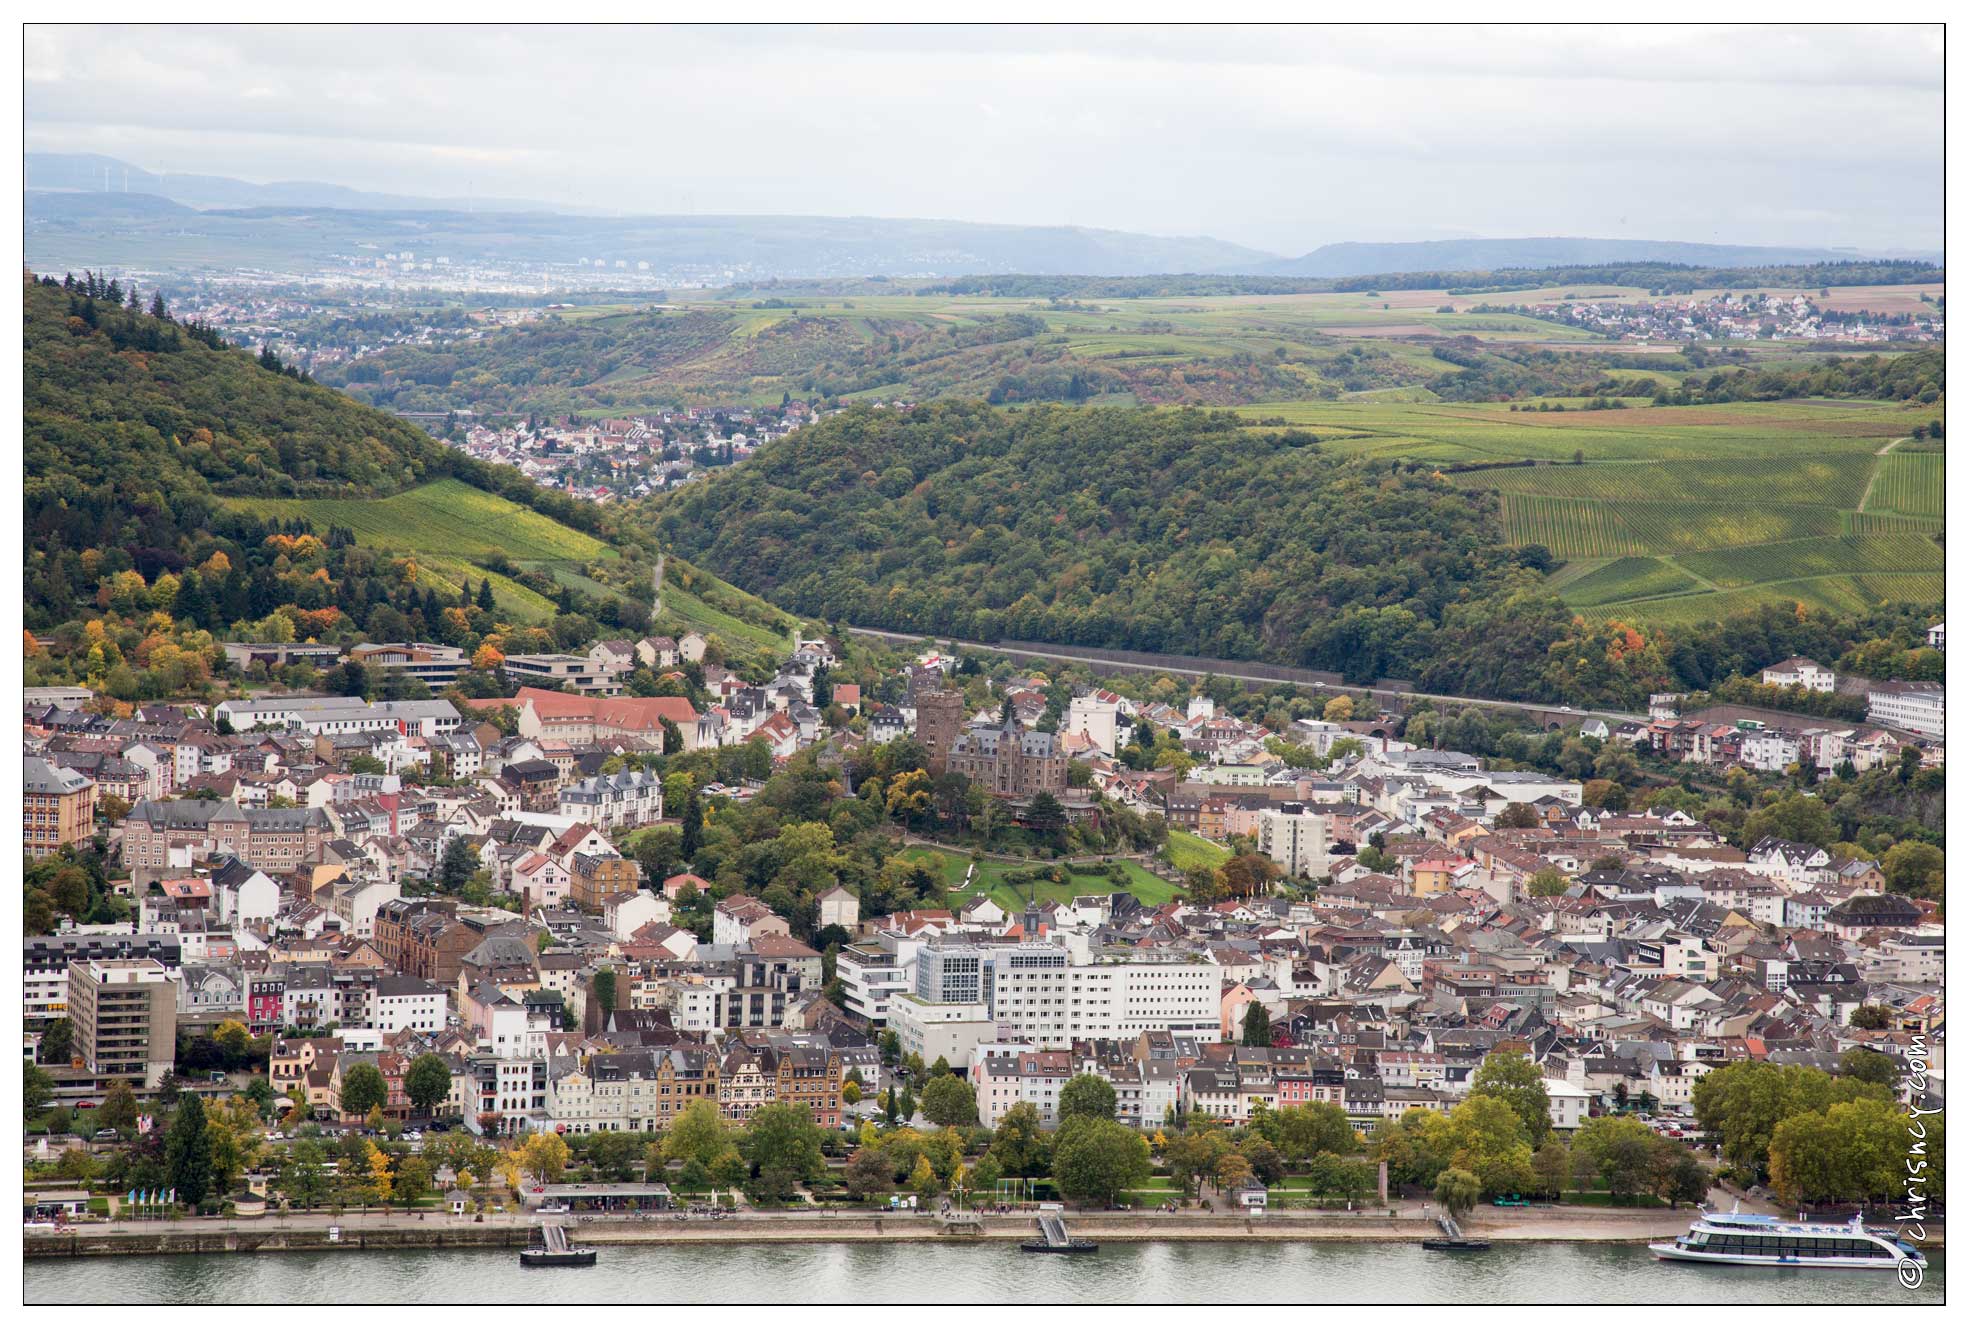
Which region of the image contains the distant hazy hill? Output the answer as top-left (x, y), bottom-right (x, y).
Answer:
top-left (26, 157), bottom-right (1277, 279)
top-left (1251, 236), bottom-right (1932, 278)
top-left (26, 152), bottom-right (578, 216)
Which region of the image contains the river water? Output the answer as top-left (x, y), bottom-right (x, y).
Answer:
top-left (24, 1241), bottom-right (1944, 1304)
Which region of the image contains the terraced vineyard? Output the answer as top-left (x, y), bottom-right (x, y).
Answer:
top-left (1497, 494), bottom-right (1650, 558)
top-left (1555, 557), bottom-right (1704, 607)
top-left (230, 478), bottom-right (614, 564)
top-left (1240, 395), bottom-right (1943, 624)
top-left (1864, 453), bottom-right (1946, 518)
top-left (226, 477), bottom-right (618, 621)
top-left (1673, 533), bottom-right (1943, 589)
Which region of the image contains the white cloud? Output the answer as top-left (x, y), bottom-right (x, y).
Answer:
top-left (23, 22), bottom-right (1943, 253)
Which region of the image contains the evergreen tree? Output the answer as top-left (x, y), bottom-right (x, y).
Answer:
top-left (164, 1093), bottom-right (213, 1207)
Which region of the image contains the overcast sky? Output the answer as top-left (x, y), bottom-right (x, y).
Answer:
top-left (24, 23), bottom-right (1944, 255)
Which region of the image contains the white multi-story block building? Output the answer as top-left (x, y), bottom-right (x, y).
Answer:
top-left (1868, 685), bottom-right (1945, 739)
top-left (1257, 803), bottom-right (1332, 878)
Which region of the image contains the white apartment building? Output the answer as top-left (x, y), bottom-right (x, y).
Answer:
top-left (1868, 685), bottom-right (1945, 739)
top-left (1738, 729), bottom-right (1803, 773)
top-left (990, 946), bottom-right (1221, 1047)
top-left (214, 695), bottom-right (461, 737)
top-left (371, 975), bottom-right (448, 1034)
top-left (1257, 803), bottom-right (1332, 878)
top-left (837, 943), bottom-right (915, 1026)
top-left (1066, 693), bottom-right (1125, 756)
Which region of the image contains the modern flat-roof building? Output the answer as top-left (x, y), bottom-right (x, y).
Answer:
top-left (68, 957), bottom-right (178, 1088)
top-left (503, 654), bottom-right (625, 696)
top-left (344, 642), bottom-right (468, 689)
top-left (1867, 684), bottom-right (1945, 739)
top-left (213, 695), bottom-right (461, 738)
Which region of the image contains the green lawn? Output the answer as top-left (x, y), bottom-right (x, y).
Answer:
top-left (1166, 830), bottom-right (1231, 873)
top-left (897, 846), bottom-right (1183, 911)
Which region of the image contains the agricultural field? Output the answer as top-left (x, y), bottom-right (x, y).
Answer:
top-left (1234, 395), bottom-right (1944, 624)
top-left (1863, 452), bottom-right (1946, 519)
top-left (225, 477), bottom-right (617, 622)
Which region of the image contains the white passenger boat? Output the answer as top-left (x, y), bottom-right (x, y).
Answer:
top-left (1650, 1206), bottom-right (1926, 1270)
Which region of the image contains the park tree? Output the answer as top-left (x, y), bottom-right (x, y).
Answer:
top-left (1470, 1050), bottom-right (1552, 1147)
top-left (99, 1079), bottom-right (140, 1135)
top-left (1650, 1139), bottom-right (1710, 1209)
top-left (1164, 1123), bottom-right (1234, 1199)
top-left (1245, 1139), bottom-right (1288, 1186)
top-left (1434, 1166), bottom-right (1481, 1218)
top-left (920, 1074), bottom-right (979, 1128)
top-left (988, 1100), bottom-right (1049, 1177)
top-left (1571, 1116), bottom-right (1656, 1200)
top-left (587, 1131), bottom-right (640, 1181)
top-left (1446, 1094), bottom-right (1536, 1197)
top-left (280, 1139), bottom-right (330, 1209)
top-left (365, 1141), bottom-right (395, 1208)
top-left (746, 1102), bottom-right (825, 1184)
top-left (394, 1155), bottom-right (433, 1206)
top-left (405, 1053), bottom-right (453, 1117)
top-left (1532, 1139), bottom-right (1572, 1198)
top-left (1051, 1116), bottom-right (1150, 1206)
top-left (519, 1131), bottom-right (571, 1184)
top-left (1691, 1061), bottom-right (1887, 1181)
top-left (165, 1094), bottom-right (214, 1208)
top-left (844, 1147), bottom-right (897, 1199)
top-left (339, 1062), bottom-right (388, 1119)
top-left (1276, 1104), bottom-right (1356, 1163)
top-left (1768, 1097), bottom-right (1912, 1209)
top-left (25, 1061), bottom-right (54, 1117)
top-left (1058, 1074), bottom-right (1118, 1123)
top-left (1240, 1001), bottom-right (1274, 1047)
top-left (660, 1099), bottom-right (730, 1167)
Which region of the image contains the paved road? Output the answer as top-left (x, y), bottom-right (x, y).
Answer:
top-left (842, 625), bottom-right (1648, 725)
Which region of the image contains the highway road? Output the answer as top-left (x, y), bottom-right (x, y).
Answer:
top-left (840, 625), bottom-right (1649, 726)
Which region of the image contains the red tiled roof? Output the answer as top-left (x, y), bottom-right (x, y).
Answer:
top-left (463, 688), bottom-right (696, 730)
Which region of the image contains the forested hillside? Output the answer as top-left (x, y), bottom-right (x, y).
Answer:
top-left (648, 401), bottom-right (1946, 708)
top-left (648, 401), bottom-right (1533, 680)
top-left (22, 273), bottom-right (657, 697)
